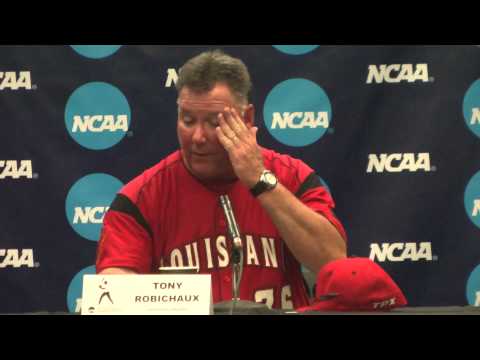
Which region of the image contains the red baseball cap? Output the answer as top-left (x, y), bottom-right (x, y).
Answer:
top-left (297, 257), bottom-right (407, 312)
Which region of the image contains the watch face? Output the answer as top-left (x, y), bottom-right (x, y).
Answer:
top-left (264, 172), bottom-right (277, 185)
top-left (251, 171), bottom-right (278, 196)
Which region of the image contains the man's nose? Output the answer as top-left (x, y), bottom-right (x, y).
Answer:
top-left (192, 123), bottom-right (207, 144)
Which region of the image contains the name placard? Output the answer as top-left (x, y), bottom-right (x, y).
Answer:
top-left (81, 274), bottom-right (212, 315)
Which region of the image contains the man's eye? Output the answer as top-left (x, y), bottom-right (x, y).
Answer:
top-left (182, 116), bottom-right (194, 124)
top-left (208, 119), bottom-right (219, 127)
top-left (206, 115), bottom-right (220, 127)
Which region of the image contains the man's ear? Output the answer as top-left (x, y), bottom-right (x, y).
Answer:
top-left (243, 104), bottom-right (255, 128)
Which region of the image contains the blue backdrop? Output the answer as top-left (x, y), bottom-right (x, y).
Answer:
top-left (1, 45), bottom-right (479, 313)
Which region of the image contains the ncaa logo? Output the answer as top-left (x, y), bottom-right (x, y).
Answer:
top-left (366, 153), bottom-right (432, 173)
top-left (463, 79), bottom-right (480, 139)
top-left (70, 45), bottom-right (122, 59)
top-left (0, 71), bottom-right (33, 90)
top-left (65, 173), bottom-right (123, 241)
top-left (366, 64), bottom-right (430, 84)
top-left (263, 79), bottom-right (331, 147)
top-left (66, 265), bottom-right (96, 313)
top-left (464, 171), bottom-right (480, 229)
top-left (273, 45), bottom-right (319, 55)
top-left (0, 160), bottom-right (33, 180)
top-left (369, 242), bottom-right (435, 262)
top-left (0, 249), bottom-right (36, 268)
top-left (466, 264), bottom-right (480, 306)
top-left (65, 82), bottom-right (131, 150)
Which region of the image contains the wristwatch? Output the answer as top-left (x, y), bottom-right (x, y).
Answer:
top-left (250, 170), bottom-right (278, 197)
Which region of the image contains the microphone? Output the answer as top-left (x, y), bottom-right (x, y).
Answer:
top-left (215, 195), bottom-right (274, 315)
top-left (219, 195), bottom-right (242, 250)
top-left (219, 194), bottom-right (243, 303)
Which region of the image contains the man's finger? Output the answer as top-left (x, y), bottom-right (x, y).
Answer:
top-left (224, 107), bottom-right (247, 139)
top-left (218, 113), bottom-right (238, 140)
top-left (251, 126), bottom-right (258, 140)
top-left (216, 126), bottom-right (234, 150)
top-left (230, 107), bottom-right (248, 131)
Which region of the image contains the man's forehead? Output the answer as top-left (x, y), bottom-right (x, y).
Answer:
top-left (177, 99), bottom-right (234, 112)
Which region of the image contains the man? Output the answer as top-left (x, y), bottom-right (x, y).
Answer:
top-left (96, 49), bottom-right (347, 310)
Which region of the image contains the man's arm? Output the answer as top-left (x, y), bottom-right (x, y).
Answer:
top-left (96, 194), bottom-right (154, 274)
top-left (216, 107), bottom-right (346, 273)
top-left (256, 183), bottom-right (346, 273)
top-left (99, 267), bottom-right (138, 274)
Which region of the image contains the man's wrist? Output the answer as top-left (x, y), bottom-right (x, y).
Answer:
top-left (250, 170), bottom-right (278, 197)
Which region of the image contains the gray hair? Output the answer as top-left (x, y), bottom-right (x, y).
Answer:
top-left (175, 49), bottom-right (252, 106)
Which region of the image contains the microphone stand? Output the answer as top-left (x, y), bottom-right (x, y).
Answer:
top-left (215, 195), bottom-right (274, 315)
top-left (231, 237), bottom-right (243, 302)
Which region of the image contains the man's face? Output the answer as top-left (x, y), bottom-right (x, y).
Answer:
top-left (177, 83), bottom-right (250, 183)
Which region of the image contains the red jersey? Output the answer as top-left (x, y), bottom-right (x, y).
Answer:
top-left (96, 148), bottom-right (346, 310)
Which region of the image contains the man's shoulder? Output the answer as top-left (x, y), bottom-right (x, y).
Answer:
top-left (120, 150), bottom-right (183, 201)
top-left (261, 147), bottom-right (316, 190)
top-left (262, 147), bottom-right (312, 173)
top-left (145, 150), bottom-right (183, 175)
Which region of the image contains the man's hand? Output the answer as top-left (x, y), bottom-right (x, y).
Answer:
top-left (99, 267), bottom-right (137, 275)
top-left (216, 107), bottom-right (265, 188)
top-left (216, 108), bottom-right (346, 272)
